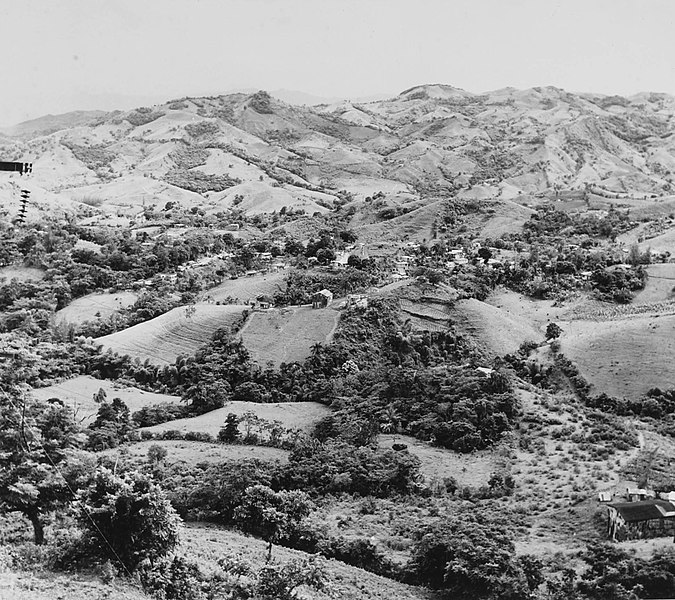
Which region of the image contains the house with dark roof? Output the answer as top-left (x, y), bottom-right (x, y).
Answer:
top-left (607, 500), bottom-right (675, 541)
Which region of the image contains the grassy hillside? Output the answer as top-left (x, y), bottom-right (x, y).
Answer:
top-left (239, 305), bottom-right (340, 367)
top-left (559, 314), bottom-right (675, 399)
top-left (103, 440), bottom-right (288, 465)
top-left (144, 400), bottom-right (330, 437)
top-left (31, 375), bottom-right (180, 425)
top-left (95, 303), bottom-right (248, 364)
top-left (55, 291), bottom-right (138, 325)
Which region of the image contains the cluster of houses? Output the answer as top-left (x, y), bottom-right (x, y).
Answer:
top-left (602, 487), bottom-right (675, 541)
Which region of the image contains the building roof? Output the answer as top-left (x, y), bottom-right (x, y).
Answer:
top-left (608, 500), bottom-right (675, 522)
top-left (314, 289), bottom-right (333, 298)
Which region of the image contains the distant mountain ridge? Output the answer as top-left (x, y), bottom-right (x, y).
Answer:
top-left (3, 83), bottom-right (675, 232)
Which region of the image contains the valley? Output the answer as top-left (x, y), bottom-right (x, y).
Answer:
top-left (2, 84), bottom-right (675, 600)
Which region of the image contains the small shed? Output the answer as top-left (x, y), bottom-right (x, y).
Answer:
top-left (347, 294), bottom-right (368, 309)
top-left (607, 500), bottom-right (675, 541)
top-left (626, 488), bottom-right (655, 502)
top-left (256, 295), bottom-right (273, 310)
top-left (312, 289), bottom-right (333, 309)
top-left (598, 491), bottom-right (612, 503)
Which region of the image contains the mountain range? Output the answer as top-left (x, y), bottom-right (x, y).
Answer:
top-left (2, 83), bottom-right (675, 235)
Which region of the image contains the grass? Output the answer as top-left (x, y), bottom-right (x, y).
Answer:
top-left (102, 440), bottom-right (289, 465)
top-left (634, 263), bottom-right (675, 304)
top-left (378, 434), bottom-right (497, 487)
top-left (202, 271), bottom-right (285, 303)
top-left (55, 291), bottom-right (138, 326)
top-left (0, 266), bottom-right (45, 283)
top-left (95, 303), bottom-right (248, 365)
top-left (239, 306), bottom-right (340, 367)
top-left (31, 375), bottom-right (180, 426)
top-left (559, 313), bottom-right (675, 399)
top-left (144, 400), bottom-right (330, 437)
top-left (448, 296), bottom-right (542, 356)
top-left (179, 523), bottom-right (438, 600)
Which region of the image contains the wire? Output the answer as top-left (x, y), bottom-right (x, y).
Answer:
top-left (0, 387), bottom-right (137, 580)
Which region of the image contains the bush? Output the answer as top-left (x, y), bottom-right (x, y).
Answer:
top-left (140, 555), bottom-right (206, 600)
top-left (76, 468), bottom-right (181, 572)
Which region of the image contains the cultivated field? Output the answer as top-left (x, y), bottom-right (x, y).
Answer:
top-left (202, 271), bottom-right (285, 303)
top-left (240, 305), bottom-right (340, 367)
top-left (55, 291), bottom-right (138, 325)
top-left (95, 303), bottom-right (248, 364)
top-left (144, 400), bottom-right (330, 437)
top-left (103, 440), bottom-right (288, 464)
top-left (31, 375), bottom-right (180, 425)
top-left (559, 314), bottom-right (675, 398)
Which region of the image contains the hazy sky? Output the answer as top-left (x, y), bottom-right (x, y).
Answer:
top-left (1, 0), bottom-right (674, 126)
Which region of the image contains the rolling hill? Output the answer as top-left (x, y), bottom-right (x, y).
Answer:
top-left (95, 303), bottom-right (248, 365)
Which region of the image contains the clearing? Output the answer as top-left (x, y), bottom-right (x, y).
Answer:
top-left (239, 305), bottom-right (340, 367)
top-left (0, 265), bottom-right (45, 282)
top-left (379, 434), bottom-right (497, 487)
top-left (202, 270), bottom-right (285, 303)
top-left (559, 314), bottom-right (675, 398)
top-left (55, 291), bottom-right (138, 325)
top-left (31, 375), bottom-right (180, 425)
top-left (103, 439), bottom-right (288, 464)
top-left (144, 400), bottom-right (330, 437)
top-left (95, 303), bottom-right (248, 365)
top-left (449, 297), bottom-right (542, 356)
top-left (634, 263), bottom-right (675, 304)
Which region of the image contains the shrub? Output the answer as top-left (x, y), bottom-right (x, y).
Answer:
top-left (76, 468), bottom-right (181, 572)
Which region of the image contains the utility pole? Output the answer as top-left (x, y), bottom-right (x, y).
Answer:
top-left (0, 161), bottom-right (33, 227)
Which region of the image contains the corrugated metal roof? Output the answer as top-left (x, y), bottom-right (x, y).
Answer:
top-left (608, 500), bottom-right (675, 522)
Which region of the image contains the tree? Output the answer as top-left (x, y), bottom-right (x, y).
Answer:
top-left (0, 390), bottom-right (85, 544)
top-left (546, 322), bottom-right (563, 340)
top-left (233, 484), bottom-right (313, 561)
top-left (477, 247), bottom-right (493, 264)
top-left (147, 444), bottom-right (168, 466)
top-left (77, 467), bottom-right (181, 572)
top-left (408, 514), bottom-right (539, 599)
top-left (87, 397), bottom-right (135, 450)
top-left (218, 413), bottom-right (241, 443)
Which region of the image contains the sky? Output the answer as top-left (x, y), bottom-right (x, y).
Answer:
top-left (0, 0), bottom-right (674, 126)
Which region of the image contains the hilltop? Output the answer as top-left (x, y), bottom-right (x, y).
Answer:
top-left (3, 84), bottom-right (675, 232)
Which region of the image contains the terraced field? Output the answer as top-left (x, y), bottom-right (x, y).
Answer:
top-left (95, 303), bottom-right (248, 364)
